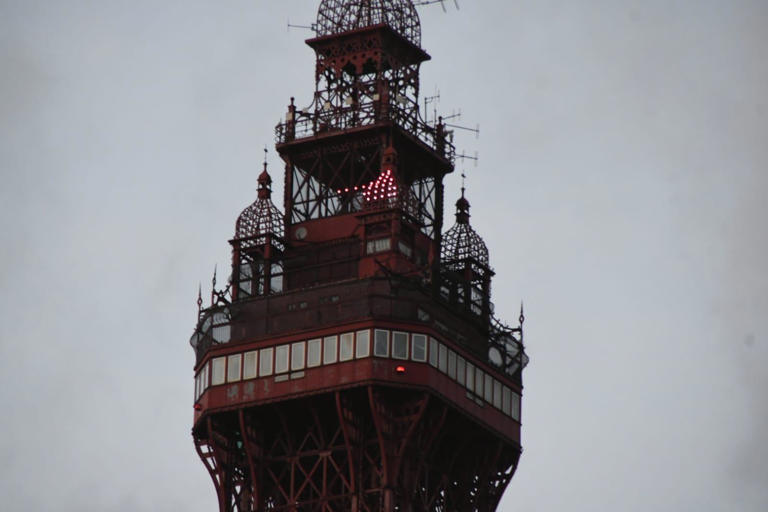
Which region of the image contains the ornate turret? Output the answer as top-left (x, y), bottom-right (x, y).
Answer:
top-left (440, 187), bottom-right (494, 318)
top-left (231, 160), bottom-right (285, 300)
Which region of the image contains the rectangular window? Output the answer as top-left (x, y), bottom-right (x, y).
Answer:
top-left (307, 339), bottom-right (322, 368)
top-left (212, 357), bottom-right (226, 386)
top-left (374, 329), bottom-right (389, 357)
top-left (438, 343), bottom-right (448, 373)
top-left (474, 368), bottom-right (484, 397)
top-left (511, 392), bottom-right (521, 422)
top-left (323, 335), bottom-right (338, 364)
top-left (411, 334), bottom-right (427, 362)
top-left (194, 373), bottom-right (200, 400)
top-left (392, 331), bottom-right (409, 360)
top-left (484, 373), bottom-right (493, 403)
top-left (259, 347), bottom-right (273, 377)
top-left (202, 363), bottom-right (209, 391)
top-left (355, 330), bottom-right (370, 358)
top-left (448, 350), bottom-right (457, 380)
top-left (398, 241), bottom-right (413, 258)
top-left (466, 363), bottom-right (475, 392)
top-left (366, 238), bottom-right (391, 254)
top-left (429, 337), bottom-right (438, 367)
top-left (456, 356), bottom-right (466, 386)
top-left (291, 341), bottom-right (306, 371)
top-left (502, 386), bottom-right (512, 416)
top-left (227, 354), bottom-right (242, 383)
top-left (275, 345), bottom-right (289, 374)
top-left (243, 351), bottom-right (258, 380)
top-left (340, 333), bottom-right (354, 361)
top-left (493, 380), bottom-right (502, 409)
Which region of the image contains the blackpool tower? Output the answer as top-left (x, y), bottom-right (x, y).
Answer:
top-left (189, 2), bottom-right (529, 511)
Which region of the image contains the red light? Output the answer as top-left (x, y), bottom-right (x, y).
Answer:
top-left (396, 365), bottom-right (406, 374)
top-left (194, 403), bottom-right (202, 411)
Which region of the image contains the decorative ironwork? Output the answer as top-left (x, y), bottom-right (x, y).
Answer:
top-left (315, 0), bottom-right (422, 47)
top-left (194, 388), bottom-right (521, 512)
top-left (234, 164), bottom-right (284, 250)
top-left (441, 190), bottom-right (489, 268)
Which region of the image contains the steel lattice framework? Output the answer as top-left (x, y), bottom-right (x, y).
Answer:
top-left (191, 2), bottom-right (529, 512)
top-left (315, 0), bottom-right (422, 46)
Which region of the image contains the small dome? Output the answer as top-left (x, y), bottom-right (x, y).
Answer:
top-left (315, 0), bottom-right (422, 47)
top-left (235, 169), bottom-right (284, 246)
top-left (441, 192), bottom-right (489, 267)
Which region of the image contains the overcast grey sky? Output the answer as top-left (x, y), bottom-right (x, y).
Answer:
top-left (1, 0), bottom-right (767, 510)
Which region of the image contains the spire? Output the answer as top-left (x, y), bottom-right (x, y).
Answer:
top-left (211, 265), bottom-right (217, 305)
top-left (519, 301), bottom-right (525, 326)
top-left (455, 171), bottom-right (470, 224)
top-left (258, 147), bottom-right (272, 200)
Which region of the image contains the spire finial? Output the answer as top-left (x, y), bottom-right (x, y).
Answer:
top-left (211, 265), bottom-right (217, 305)
top-left (519, 301), bottom-right (525, 326)
top-left (455, 171), bottom-right (470, 224)
top-left (258, 146), bottom-right (273, 198)
top-left (197, 283), bottom-right (203, 315)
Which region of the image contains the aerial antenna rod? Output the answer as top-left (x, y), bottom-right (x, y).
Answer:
top-left (287, 19), bottom-right (316, 32)
top-left (444, 122), bottom-right (480, 139)
top-left (414, 0), bottom-right (460, 11)
top-left (424, 88), bottom-right (440, 125)
top-left (455, 150), bottom-right (479, 167)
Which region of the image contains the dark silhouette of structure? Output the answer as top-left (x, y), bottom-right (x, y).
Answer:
top-left (190, 2), bottom-right (529, 511)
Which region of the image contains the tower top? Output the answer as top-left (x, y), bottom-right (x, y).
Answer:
top-left (315, 0), bottom-right (422, 47)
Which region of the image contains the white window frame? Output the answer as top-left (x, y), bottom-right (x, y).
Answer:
top-left (438, 343), bottom-right (448, 373)
top-left (212, 357), bottom-right (226, 386)
top-left (456, 356), bottom-right (466, 386)
top-left (429, 337), bottom-right (438, 367)
top-left (484, 373), bottom-right (493, 403)
top-left (227, 354), bottom-right (242, 383)
top-left (474, 368), bottom-right (484, 397)
top-left (307, 338), bottom-right (322, 367)
top-left (493, 380), bottom-right (502, 409)
top-left (411, 334), bottom-right (427, 362)
top-left (323, 335), bottom-right (338, 364)
top-left (275, 345), bottom-right (290, 374)
top-left (502, 386), bottom-right (512, 416)
top-left (374, 329), bottom-right (389, 358)
top-left (466, 363), bottom-right (475, 392)
top-left (291, 341), bottom-right (306, 371)
top-left (355, 330), bottom-right (370, 359)
top-left (339, 333), bottom-right (354, 362)
top-left (448, 350), bottom-right (457, 379)
top-left (243, 351), bottom-right (258, 380)
top-left (259, 347), bottom-right (274, 377)
top-left (392, 331), bottom-right (409, 360)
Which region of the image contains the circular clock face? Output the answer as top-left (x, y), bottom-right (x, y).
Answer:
top-left (295, 226), bottom-right (308, 240)
top-left (488, 347), bottom-right (503, 366)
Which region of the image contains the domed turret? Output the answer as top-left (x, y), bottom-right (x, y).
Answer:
top-left (441, 189), bottom-right (490, 268)
top-left (440, 188), bottom-right (493, 318)
top-left (231, 161), bottom-right (285, 300)
top-left (315, 0), bottom-right (422, 47)
top-left (235, 162), bottom-right (284, 247)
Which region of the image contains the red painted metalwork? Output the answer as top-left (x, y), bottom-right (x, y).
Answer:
top-left (190, 1), bottom-right (529, 511)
